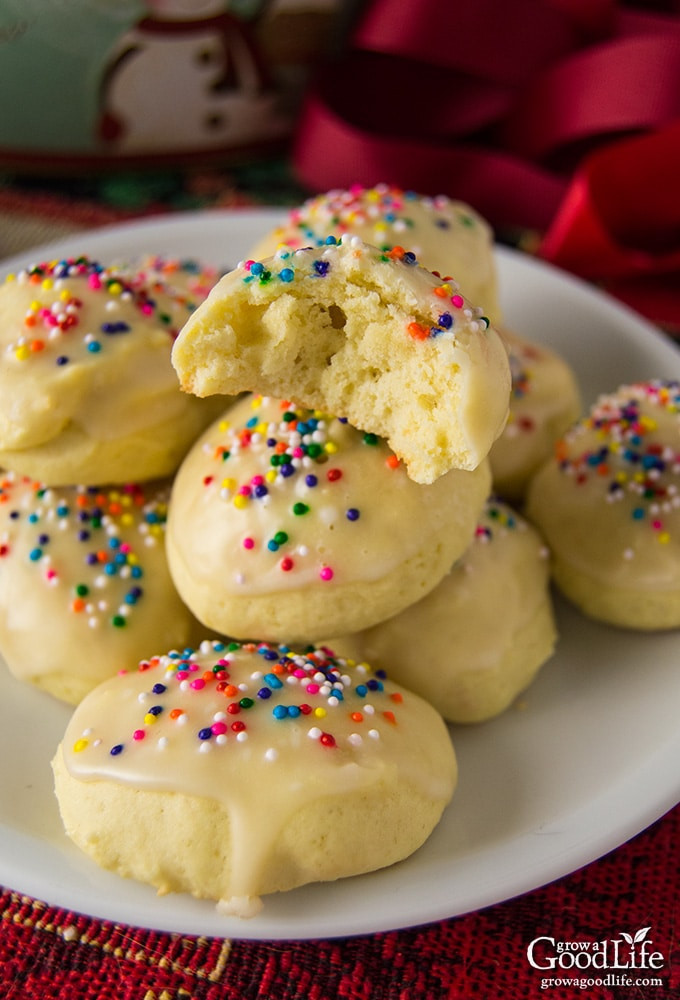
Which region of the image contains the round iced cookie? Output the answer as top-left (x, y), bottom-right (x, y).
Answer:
top-left (248, 184), bottom-right (502, 324)
top-left (52, 638), bottom-right (457, 918)
top-left (0, 472), bottom-right (198, 703)
top-left (329, 499), bottom-right (556, 723)
top-left (525, 380), bottom-right (680, 630)
top-left (129, 254), bottom-right (220, 312)
top-left (0, 255), bottom-right (224, 485)
top-left (171, 236), bottom-right (511, 484)
top-left (489, 328), bottom-right (582, 501)
top-left (166, 394), bottom-right (491, 643)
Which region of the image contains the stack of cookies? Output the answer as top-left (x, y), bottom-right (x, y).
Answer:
top-left (0, 255), bottom-right (222, 701)
top-left (0, 185), bottom-right (597, 918)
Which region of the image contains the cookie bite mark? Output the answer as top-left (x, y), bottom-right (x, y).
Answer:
top-left (171, 237), bottom-right (511, 485)
top-left (247, 183), bottom-right (503, 324)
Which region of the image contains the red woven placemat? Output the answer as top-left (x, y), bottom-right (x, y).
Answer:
top-left (1, 802), bottom-right (678, 1000)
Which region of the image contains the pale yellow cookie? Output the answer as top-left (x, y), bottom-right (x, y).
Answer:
top-left (166, 394), bottom-right (490, 643)
top-left (171, 237), bottom-right (511, 484)
top-left (525, 380), bottom-right (680, 629)
top-left (0, 255), bottom-right (224, 485)
top-left (127, 254), bottom-right (221, 310)
top-left (490, 328), bottom-right (582, 501)
top-left (0, 472), bottom-right (197, 703)
top-left (329, 499), bottom-right (556, 723)
top-left (248, 184), bottom-right (502, 323)
top-left (52, 639), bottom-right (457, 917)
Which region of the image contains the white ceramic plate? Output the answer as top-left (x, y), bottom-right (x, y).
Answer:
top-left (0, 210), bottom-right (679, 941)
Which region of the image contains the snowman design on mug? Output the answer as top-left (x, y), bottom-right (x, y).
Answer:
top-left (97, 0), bottom-right (288, 155)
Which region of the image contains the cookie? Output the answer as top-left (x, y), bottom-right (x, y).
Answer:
top-left (129, 254), bottom-right (220, 310)
top-left (0, 255), bottom-right (223, 485)
top-left (525, 380), bottom-right (680, 629)
top-left (0, 472), bottom-right (197, 703)
top-left (490, 328), bottom-right (582, 501)
top-left (248, 183), bottom-right (502, 323)
top-left (166, 394), bottom-right (491, 643)
top-left (52, 638), bottom-right (457, 917)
top-left (171, 237), bottom-right (511, 484)
top-left (329, 499), bottom-right (556, 723)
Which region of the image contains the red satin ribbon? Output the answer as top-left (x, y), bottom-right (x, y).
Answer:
top-left (539, 122), bottom-right (680, 326)
top-left (293, 0), bottom-right (680, 327)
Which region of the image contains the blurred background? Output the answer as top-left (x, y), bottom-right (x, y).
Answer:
top-left (0, 0), bottom-right (678, 329)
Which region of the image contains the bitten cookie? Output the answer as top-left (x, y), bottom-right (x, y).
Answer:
top-left (0, 472), bottom-right (197, 703)
top-left (166, 394), bottom-right (491, 643)
top-left (329, 499), bottom-right (556, 723)
top-left (525, 380), bottom-right (680, 630)
top-left (172, 236), bottom-right (511, 484)
top-left (0, 255), bottom-right (224, 485)
top-left (248, 184), bottom-right (502, 323)
top-left (52, 638), bottom-right (457, 917)
top-left (490, 328), bottom-right (582, 501)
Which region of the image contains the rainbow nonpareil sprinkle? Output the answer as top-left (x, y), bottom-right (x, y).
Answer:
top-left (555, 380), bottom-right (680, 543)
top-left (70, 639), bottom-right (401, 760)
top-left (0, 474), bottom-right (167, 630)
top-left (239, 237), bottom-right (489, 343)
top-left (3, 255), bottom-right (212, 366)
top-left (202, 397), bottom-right (382, 586)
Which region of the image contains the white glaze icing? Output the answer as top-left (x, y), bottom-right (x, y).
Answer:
top-left (0, 257), bottom-right (220, 472)
top-left (0, 472), bottom-right (194, 700)
top-left (490, 327), bottom-right (581, 499)
top-left (167, 394), bottom-right (488, 596)
top-left (247, 183), bottom-right (502, 323)
top-left (172, 235), bottom-right (511, 484)
top-left (61, 639), bottom-right (456, 905)
top-left (526, 380), bottom-right (680, 590)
